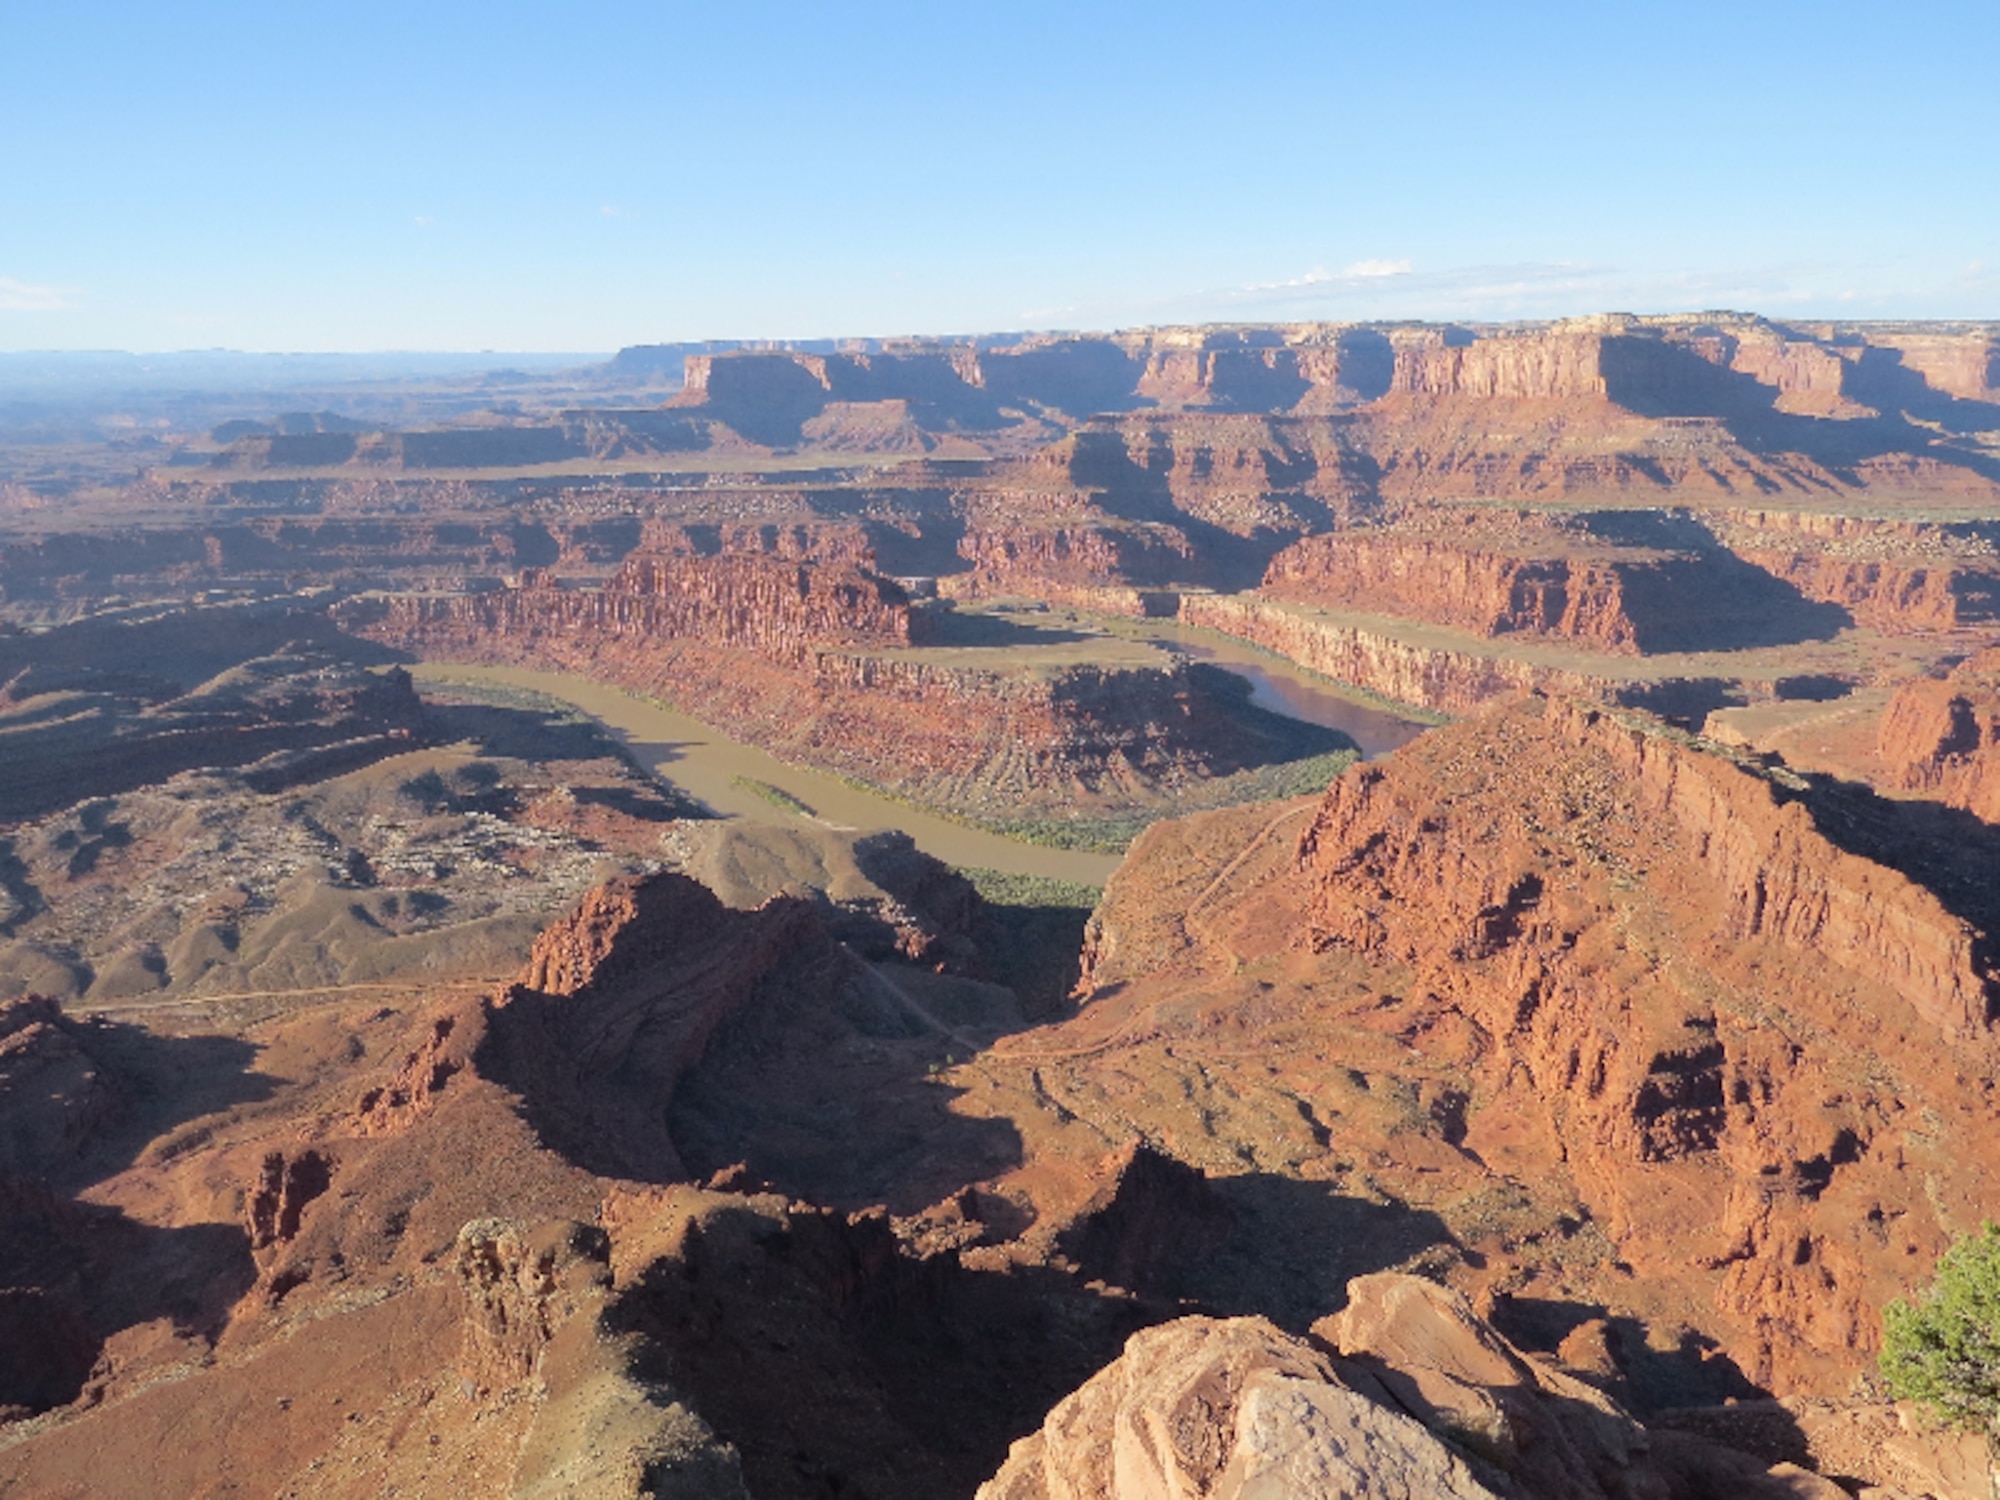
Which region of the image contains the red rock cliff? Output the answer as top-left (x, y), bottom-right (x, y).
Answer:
top-left (1877, 647), bottom-right (2000, 822)
top-left (347, 547), bottom-right (919, 665)
top-left (1296, 696), bottom-right (2000, 1387)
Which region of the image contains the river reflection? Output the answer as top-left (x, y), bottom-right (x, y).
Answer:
top-left (1153, 632), bottom-right (1432, 759)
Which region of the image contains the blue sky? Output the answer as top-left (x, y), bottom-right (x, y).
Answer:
top-left (1, 0), bottom-right (1994, 351)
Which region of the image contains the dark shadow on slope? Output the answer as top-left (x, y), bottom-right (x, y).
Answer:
top-left (607, 1203), bottom-right (1157, 1500)
top-left (857, 504), bottom-right (968, 577)
top-left (665, 980), bottom-right (1027, 1213)
top-left (606, 1165), bottom-right (1464, 1500)
top-left (676, 356), bottom-right (833, 448)
top-left (981, 341), bottom-right (1152, 418)
top-left (0, 999), bottom-right (275, 1192)
top-left (1570, 508), bottom-right (1856, 652)
top-left (1187, 661), bottom-right (1357, 770)
top-left (0, 603), bottom-right (409, 687)
top-left (1780, 771), bottom-right (2000, 1001)
top-left (1610, 678), bottom-right (1745, 730)
top-left (1334, 328), bottom-right (1397, 403)
top-left (1203, 352), bottom-right (1312, 412)
top-left (1615, 552), bottom-right (1853, 652)
top-left (1487, 1293), bottom-right (1772, 1415)
top-left (1179, 1173), bottom-right (1457, 1332)
top-left (470, 874), bottom-right (1023, 1203)
top-left (0, 1176), bottom-right (257, 1417)
top-left (917, 605), bottom-right (1095, 648)
top-left (1058, 425), bottom-right (1319, 589)
top-left (972, 897), bottom-right (1093, 1022)
top-left (1842, 345), bottom-right (2000, 438)
top-left (1602, 336), bottom-right (2000, 488)
top-left (0, 1004), bottom-right (266, 1416)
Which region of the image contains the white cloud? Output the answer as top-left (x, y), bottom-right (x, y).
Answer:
top-left (0, 276), bottom-right (74, 312)
top-left (1245, 259), bottom-right (1413, 294)
top-left (1342, 258), bottom-right (1413, 279)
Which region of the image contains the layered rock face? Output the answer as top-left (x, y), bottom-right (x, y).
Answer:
top-left (1177, 591), bottom-right (1735, 720)
top-left (1871, 332), bottom-right (2000, 402)
top-left (944, 519), bottom-right (1195, 611)
top-left (1294, 698), bottom-right (1999, 1386)
top-left (1038, 692), bottom-right (2000, 1409)
top-left (1877, 647), bottom-right (2000, 820)
top-left (1709, 509), bottom-right (2000, 632)
top-left (352, 545), bottom-right (920, 663)
top-left (1259, 520), bottom-right (1833, 654)
top-left (1019, 416), bottom-right (1375, 537)
top-left (1388, 328), bottom-right (1614, 399)
top-left (1379, 316), bottom-right (2000, 423)
top-left (671, 327), bottom-right (1393, 439)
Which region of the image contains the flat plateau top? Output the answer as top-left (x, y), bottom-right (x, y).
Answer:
top-left (871, 606), bottom-right (1179, 675)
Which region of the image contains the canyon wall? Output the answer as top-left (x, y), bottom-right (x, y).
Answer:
top-left (349, 547), bottom-right (920, 663)
top-left (1177, 592), bottom-right (1730, 719)
top-left (1877, 647), bottom-right (2000, 821)
top-left (1260, 529), bottom-right (1644, 650)
top-left (1295, 696), bottom-right (2000, 1388)
top-left (1388, 329), bottom-right (1612, 399)
top-left (1707, 509), bottom-right (2000, 632)
top-left (945, 521), bottom-right (1195, 601)
top-left (1259, 518), bottom-right (1868, 654)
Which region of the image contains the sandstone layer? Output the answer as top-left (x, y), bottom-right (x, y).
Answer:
top-left (1877, 646), bottom-right (2000, 821)
top-left (1259, 515), bottom-right (1847, 654)
top-left (955, 696), bottom-right (2000, 1409)
top-left (1177, 591), bottom-right (1740, 722)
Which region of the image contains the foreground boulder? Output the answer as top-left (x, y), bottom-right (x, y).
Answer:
top-left (982, 1276), bottom-right (1853, 1500)
top-left (978, 1313), bottom-right (1501, 1500)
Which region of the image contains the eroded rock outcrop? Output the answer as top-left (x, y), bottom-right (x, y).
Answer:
top-left (1260, 516), bottom-right (1839, 654)
top-left (482, 872), bottom-right (841, 1182)
top-left (1878, 646), bottom-right (2000, 820)
top-left (981, 1280), bottom-right (1844, 1500)
top-left (1709, 509), bottom-right (2000, 632)
top-left (1178, 591), bottom-right (1734, 720)
top-left (980, 1313), bottom-right (1502, 1500)
top-left (1296, 698), bottom-right (2000, 1386)
top-left (350, 545), bottom-right (921, 664)
top-left (0, 995), bottom-right (116, 1175)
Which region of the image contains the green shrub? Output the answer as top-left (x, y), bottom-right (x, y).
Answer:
top-left (730, 776), bottom-right (816, 817)
top-left (1882, 1223), bottom-right (2000, 1435)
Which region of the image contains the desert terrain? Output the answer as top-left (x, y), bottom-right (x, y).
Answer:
top-left (3, 312), bottom-right (2000, 1497)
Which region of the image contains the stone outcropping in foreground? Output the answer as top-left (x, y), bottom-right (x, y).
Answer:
top-left (980, 1275), bottom-right (1851, 1500)
top-left (1058, 692), bottom-right (2000, 1404)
